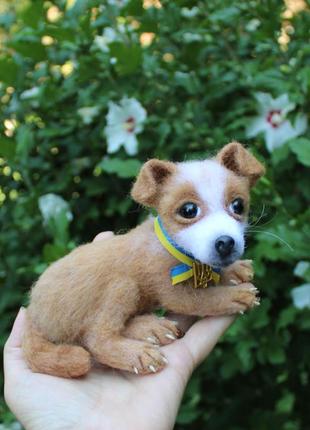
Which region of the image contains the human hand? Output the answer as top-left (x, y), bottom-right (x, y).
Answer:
top-left (4, 232), bottom-right (234, 430)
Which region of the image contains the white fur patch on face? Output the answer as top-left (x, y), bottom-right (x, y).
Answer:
top-left (174, 160), bottom-right (245, 266)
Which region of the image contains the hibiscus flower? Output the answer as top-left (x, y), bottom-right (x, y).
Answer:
top-left (104, 97), bottom-right (147, 155)
top-left (246, 93), bottom-right (307, 152)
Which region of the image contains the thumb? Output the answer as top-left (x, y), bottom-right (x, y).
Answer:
top-left (4, 308), bottom-right (29, 375)
top-left (179, 315), bottom-right (235, 368)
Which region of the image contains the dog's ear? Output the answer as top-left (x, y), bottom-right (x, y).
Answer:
top-left (216, 141), bottom-right (265, 187)
top-left (131, 159), bottom-right (176, 207)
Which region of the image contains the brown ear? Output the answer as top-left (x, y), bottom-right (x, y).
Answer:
top-left (216, 141), bottom-right (265, 187)
top-left (131, 159), bottom-right (176, 207)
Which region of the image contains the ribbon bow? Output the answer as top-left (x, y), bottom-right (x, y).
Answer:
top-left (154, 217), bottom-right (220, 288)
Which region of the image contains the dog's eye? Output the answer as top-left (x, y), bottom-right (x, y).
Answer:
top-left (229, 198), bottom-right (244, 215)
top-left (178, 202), bottom-right (200, 219)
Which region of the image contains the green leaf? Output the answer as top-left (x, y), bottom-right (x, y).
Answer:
top-left (20, 1), bottom-right (45, 28)
top-left (8, 40), bottom-right (47, 62)
top-left (271, 143), bottom-right (290, 165)
top-left (98, 157), bottom-right (142, 178)
top-left (109, 42), bottom-right (142, 75)
top-left (266, 340), bottom-right (286, 364)
top-left (0, 137), bottom-right (16, 161)
top-left (276, 307), bottom-right (297, 330)
top-left (289, 138), bottom-right (310, 167)
top-left (16, 125), bottom-right (34, 160)
top-left (209, 6), bottom-right (240, 22)
top-left (174, 71), bottom-right (199, 94)
top-left (0, 12), bottom-right (15, 28)
top-left (43, 243), bottom-right (68, 263)
top-left (0, 56), bottom-right (18, 85)
top-left (276, 392), bottom-right (295, 414)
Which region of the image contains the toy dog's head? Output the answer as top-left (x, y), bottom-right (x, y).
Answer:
top-left (132, 142), bottom-right (265, 269)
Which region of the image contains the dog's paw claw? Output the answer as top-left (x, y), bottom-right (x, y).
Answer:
top-left (223, 260), bottom-right (255, 285)
top-left (162, 356), bottom-right (169, 364)
top-left (229, 279), bottom-right (239, 286)
top-left (146, 336), bottom-right (158, 345)
top-left (165, 332), bottom-right (176, 340)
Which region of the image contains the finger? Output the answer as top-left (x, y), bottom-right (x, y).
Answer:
top-left (179, 315), bottom-right (235, 366)
top-left (165, 313), bottom-right (197, 333)
top-left (4, 307), bottom-right (26, 350)
top-left (93, 231), bottom-right (114, 242)
top-left (4, 308), bottom-right (29, 375)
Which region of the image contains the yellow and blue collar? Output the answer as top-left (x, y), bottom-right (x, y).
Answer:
top-left (154, 216), bottom-right (220, 288)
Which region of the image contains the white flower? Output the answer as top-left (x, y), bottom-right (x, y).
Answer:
top-left (245, 19), bottom-right (261, 32)
top-left (291, 284), bottom-right (310, 309)
top-left (104, 97), bottom-right (147, 155)
top-left (94, 27), bottom-right (119, 52)
top-left (77, 106), bottom-right (99, 125)
top-left (246, 93), bottom-right (308, 152)
top-left (20, 87), bottom-right (40, 100)
top-left (39, 194), bottom-right (73, 224)
top-left (181, 6), bottom-right (200, 18)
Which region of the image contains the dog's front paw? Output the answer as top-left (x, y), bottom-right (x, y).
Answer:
top-left (230, 283), bottom-right (260, 314)
top-left (221, 259), bottom-right (254, 286)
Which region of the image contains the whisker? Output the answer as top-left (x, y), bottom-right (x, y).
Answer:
top-left (246, 229), bottom-right (294, 251)
top-left (248, 204), bottom-right (267, 228)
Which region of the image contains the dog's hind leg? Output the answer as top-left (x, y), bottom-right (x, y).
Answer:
top-left (23, 310), bottom-right (91, 378)
top-left (83, 281), bottom-right (168, 374)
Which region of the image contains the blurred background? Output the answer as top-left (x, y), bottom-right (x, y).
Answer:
top-left (0, 0), bottom-right (309, 429)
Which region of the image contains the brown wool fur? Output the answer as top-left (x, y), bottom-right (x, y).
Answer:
top-left (23, 142), bottom-right (265, 377)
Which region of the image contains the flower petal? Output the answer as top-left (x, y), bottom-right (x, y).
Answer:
top-left (106, 102), bottom-right (127, 125)
top-left (294, 113), bottom-right (308, 135)
top-left (254, 92), bottom-right (273, 115)
top-left (123, 133), bottom-right (138, 155)
top-left (120, 97), bottom-right (147, 124)
top-left (264, 120), bottom-right (297, 151)
top-left (246, 117), bottom-right (267, 138)
top-left (291, 284), bottom-right (310, 309)
top-left (270, 94), bottom-right (295, 114)
top-left (105, 126), bottom-right (127, 153)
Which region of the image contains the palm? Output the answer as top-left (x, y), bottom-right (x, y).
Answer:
top-left (5, 309), bottom-right (232, 430)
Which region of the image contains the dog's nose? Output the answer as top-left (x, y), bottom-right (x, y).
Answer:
top-left (215, 235), bottom-right (235, 258)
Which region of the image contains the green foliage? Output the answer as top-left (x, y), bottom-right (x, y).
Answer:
top-left (0, 0), bottom-right (309, 428)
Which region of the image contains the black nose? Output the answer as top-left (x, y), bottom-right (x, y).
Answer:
top-left (215, 235), bottom-right (235, 258)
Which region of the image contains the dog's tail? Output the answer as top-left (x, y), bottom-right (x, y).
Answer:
top-left (23, 311), bottom-right (91, 378)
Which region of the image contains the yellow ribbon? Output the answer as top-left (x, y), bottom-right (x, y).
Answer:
top-left (154, 217), bottom-right (220, 288)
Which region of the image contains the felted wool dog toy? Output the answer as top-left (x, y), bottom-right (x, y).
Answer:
top-left (23, 142), bottom-right (265, 378)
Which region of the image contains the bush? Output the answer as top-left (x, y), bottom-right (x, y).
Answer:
top-left (0, 0), bottom-right (309, 428)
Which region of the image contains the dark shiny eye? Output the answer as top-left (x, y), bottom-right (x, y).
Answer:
top-left (229, 198), bottom-right (244, 215)
top-left (178, 202), bottom-right (200, 219)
